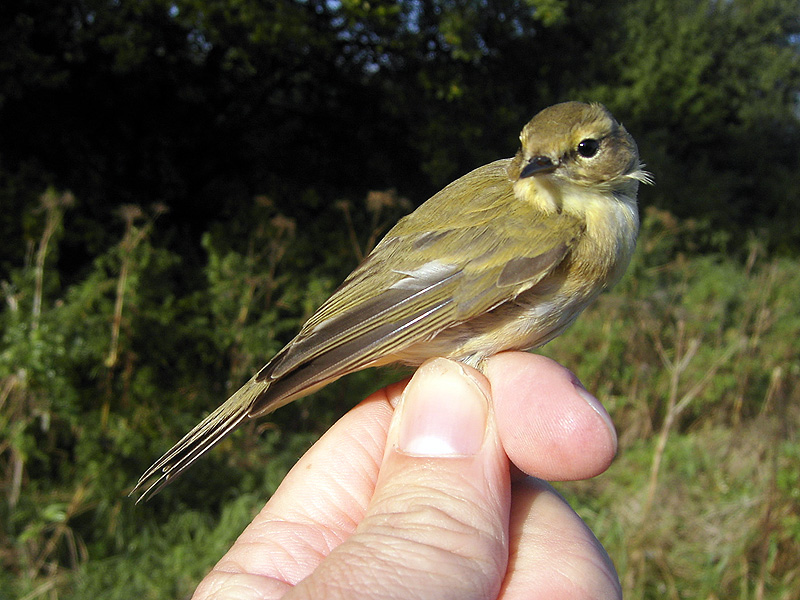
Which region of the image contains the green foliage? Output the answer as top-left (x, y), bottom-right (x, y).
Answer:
top-left (1, 0), bottom-right (799, 597)
top-left (582, 0), bottom-right (800, 251)
top-left (0, 185), bottom-right (414, 597)
top-left (2, 183), bottom-right (799, 598)
top-left (545, 207), bottom-right (800, 431)
top-left (543, 208), bottom-right (800, 599)
top-left (2, 0), bottom-right (797, 272)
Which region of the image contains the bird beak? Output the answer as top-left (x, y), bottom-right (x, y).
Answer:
top-left (519, 155), bottom-right (557, 178)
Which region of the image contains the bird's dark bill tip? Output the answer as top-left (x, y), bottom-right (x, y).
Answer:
top-left (520, 155), bottom-right (556, 178)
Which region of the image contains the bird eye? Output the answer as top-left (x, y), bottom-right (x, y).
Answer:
top-left (577, 138), bottom-right (600, 158)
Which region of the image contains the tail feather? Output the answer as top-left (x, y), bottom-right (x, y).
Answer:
top-left (130, 377), bottom-right (270, 503)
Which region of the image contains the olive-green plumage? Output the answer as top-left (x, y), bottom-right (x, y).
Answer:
top-left (132, 101), bottom-right (650, 501)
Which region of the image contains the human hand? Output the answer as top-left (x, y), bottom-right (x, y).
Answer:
top-left (192, 352), bottom-right (621, 600)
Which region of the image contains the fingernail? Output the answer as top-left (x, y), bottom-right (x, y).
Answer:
top-left (397, 358), bottom-right (489, 456)
top-left (571, 376), bottom-right (618, 452)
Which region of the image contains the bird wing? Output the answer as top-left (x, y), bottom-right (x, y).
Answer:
top-left (251, 159), bottom-right (583, 413)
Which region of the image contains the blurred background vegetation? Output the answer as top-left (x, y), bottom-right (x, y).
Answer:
top-left (1, 0), bottom-right (799, 598)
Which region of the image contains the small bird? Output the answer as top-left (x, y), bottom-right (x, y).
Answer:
top-left (132, 101), bottom-right (650, 501)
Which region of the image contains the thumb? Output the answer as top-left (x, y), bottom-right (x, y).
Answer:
top-left (287, 358), bottom-right (510, 600)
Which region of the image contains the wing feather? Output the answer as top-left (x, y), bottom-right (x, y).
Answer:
top-left (250, 160), bottom-right (582, 415)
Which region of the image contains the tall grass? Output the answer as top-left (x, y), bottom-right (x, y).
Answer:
top-left (1, 199), bottom-right (798, 599)
top-left (545, 208), bottom-right (800, 599)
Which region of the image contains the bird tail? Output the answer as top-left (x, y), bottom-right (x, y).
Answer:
top-left (130, 376), bottom-right (271, 503)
